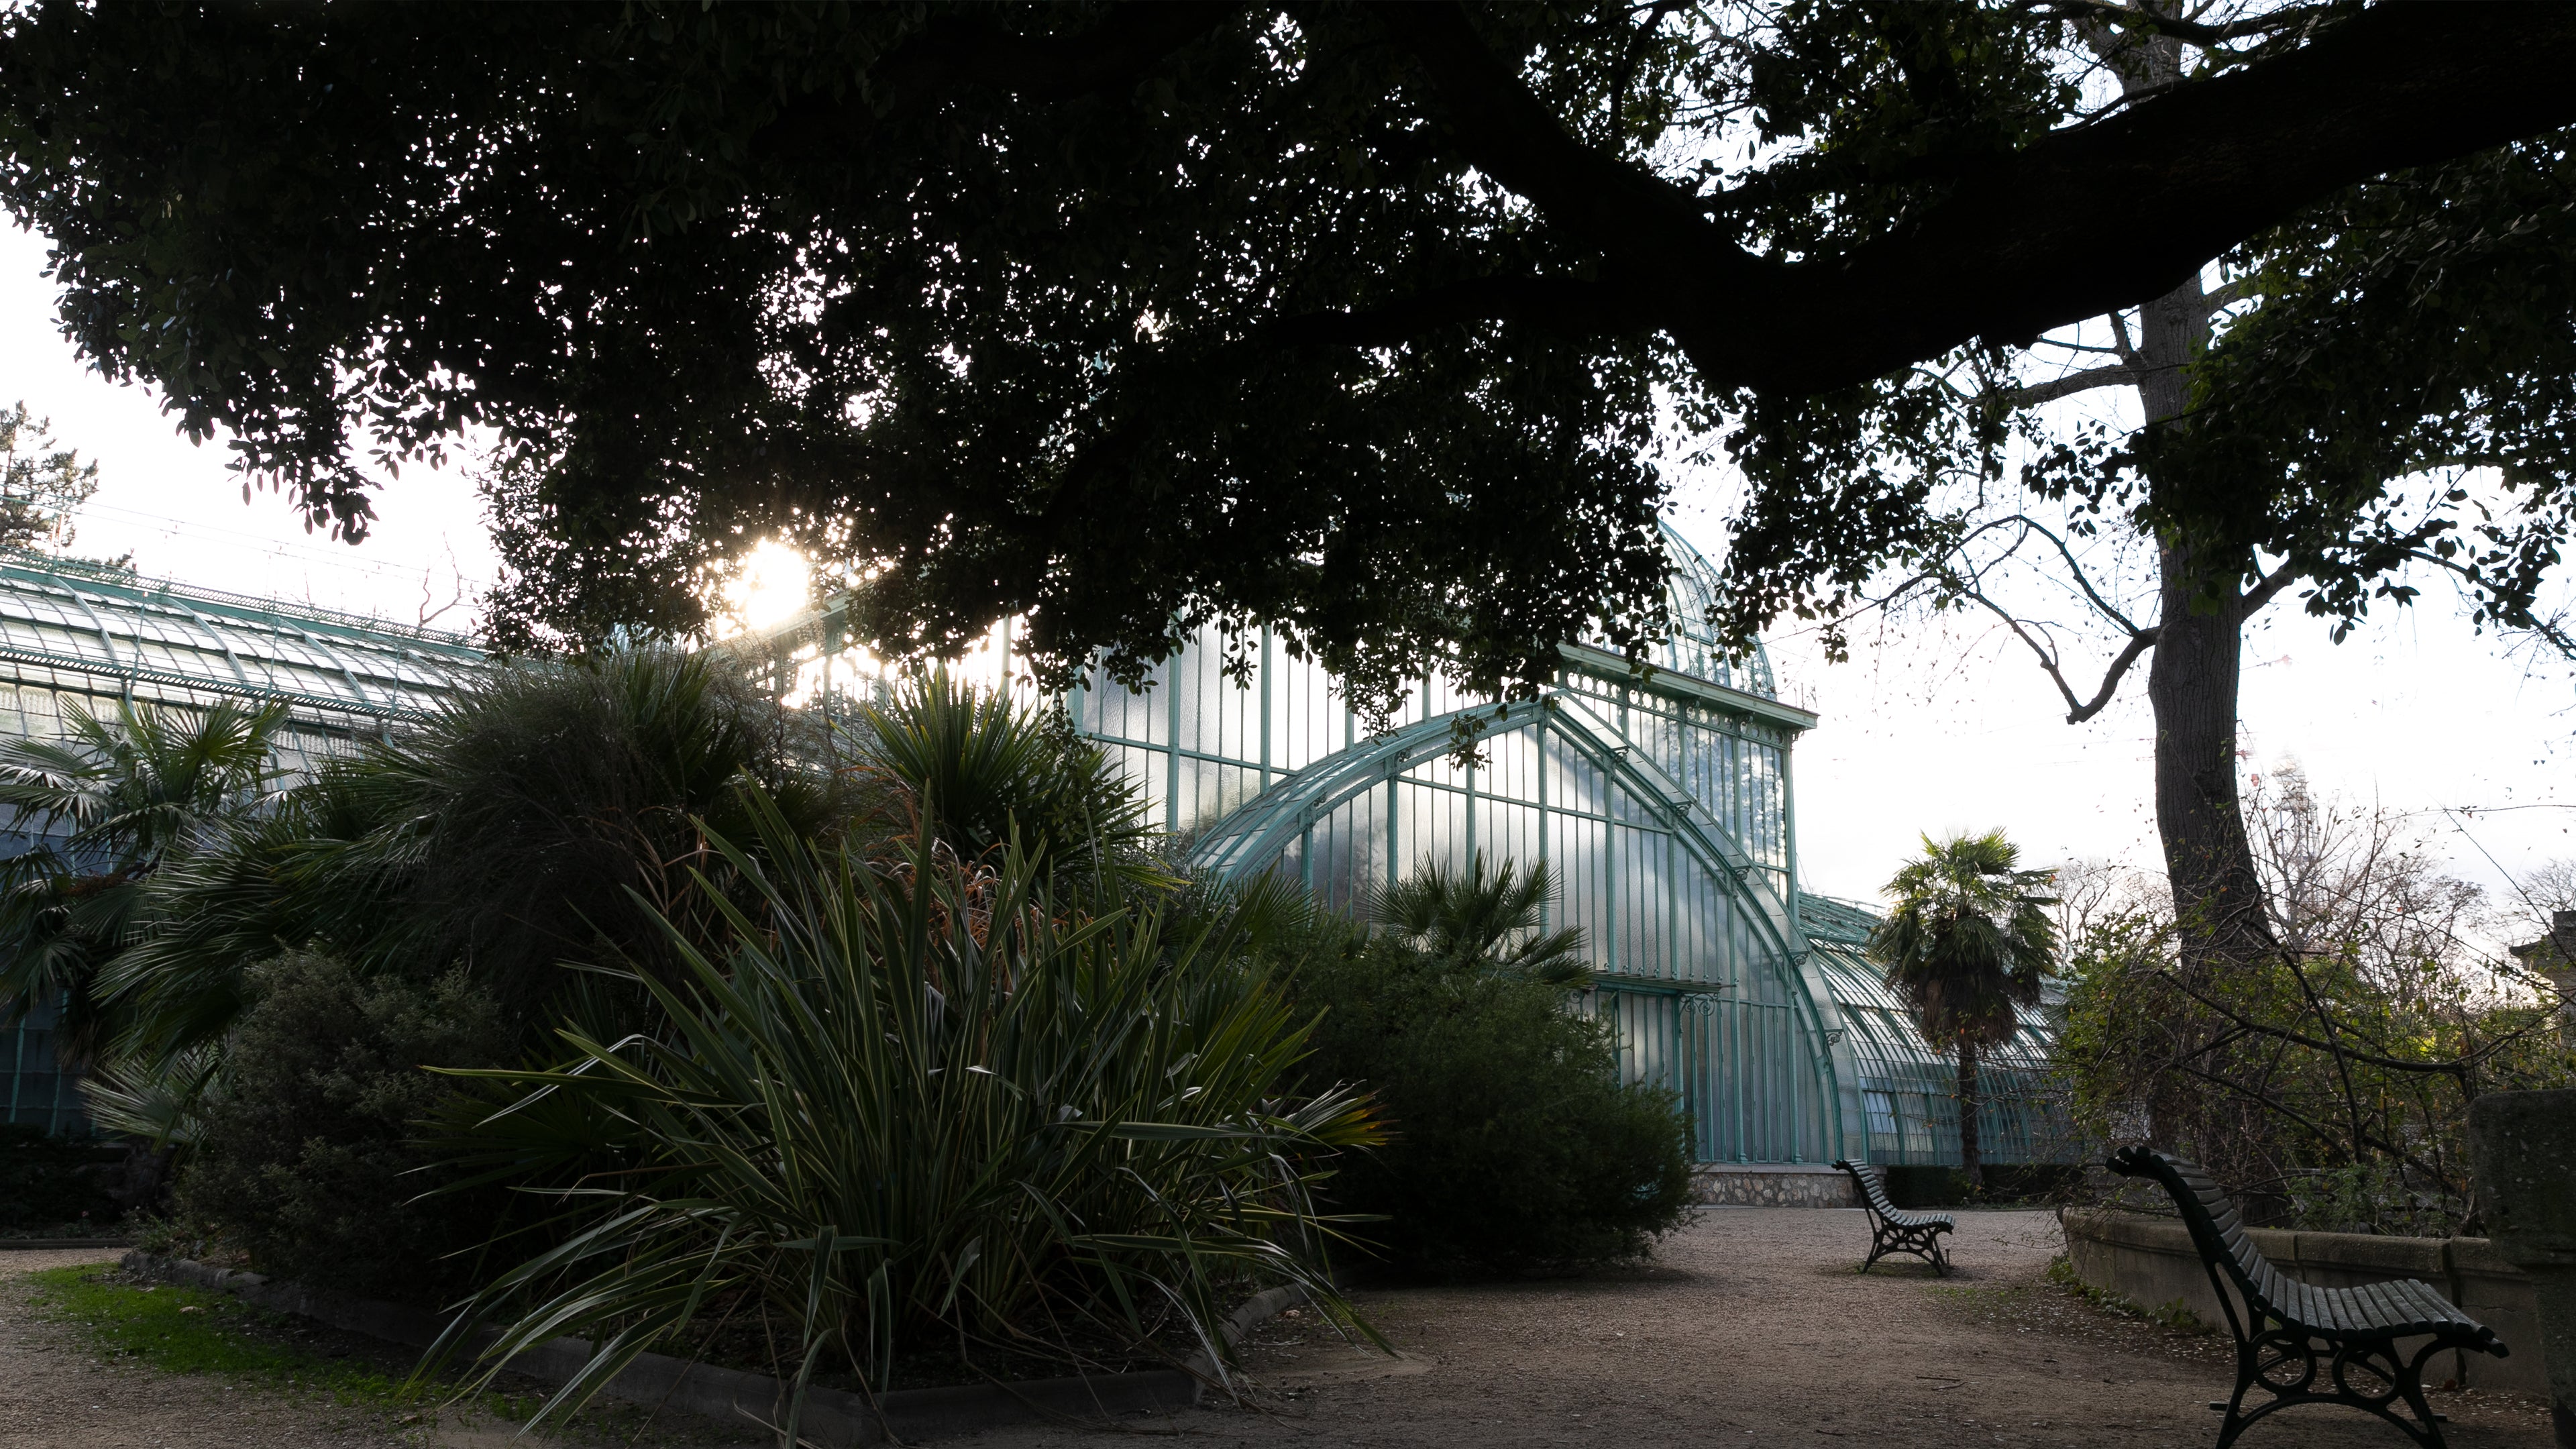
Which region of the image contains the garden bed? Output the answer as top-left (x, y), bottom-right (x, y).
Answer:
top-left (122, 1250), bottom-right (1315, 1447)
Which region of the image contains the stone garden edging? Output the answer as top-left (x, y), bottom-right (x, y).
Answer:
top-left (1691, 1163), bottom-right (1856, 1208)
top-left (122, 1250), bottom-right (1311, 1446)
top-left (2061, 1209), bottom-right (2548, 1395)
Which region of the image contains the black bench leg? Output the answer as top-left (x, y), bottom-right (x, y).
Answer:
top-left (2212, 1334), bottom-right (2451, 1449)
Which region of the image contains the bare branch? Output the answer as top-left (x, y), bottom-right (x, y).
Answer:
top-left (2010, 362), bottom-right (2142, 408)
top-left (2404, 549), bottom-right (2576, 659)
top-left (2239, 559), bottom-right (2301, 616)
top-left (1950, 580), bottom-right (2157, 724)
top-left (2028, 0), bottom-right (2345, 50)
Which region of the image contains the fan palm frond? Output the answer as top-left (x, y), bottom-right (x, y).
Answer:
top-left (1376, 853), bottom-right (1589, 985)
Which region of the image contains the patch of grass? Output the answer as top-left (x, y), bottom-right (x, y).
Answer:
top-left (16, 1267), bottom-right (780, 1446)
top-left (2038, 1252), bottom-right (2209, 1332)
top-left (21, 1265), bottom-right (435, 1406)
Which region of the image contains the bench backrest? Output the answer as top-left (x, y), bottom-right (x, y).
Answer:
top-left (2106, 1146), bottom-right (2289, 1323)
top-left (1831, 1159), bottom-right (1904, 1216)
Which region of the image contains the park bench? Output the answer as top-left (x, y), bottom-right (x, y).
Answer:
top-left (2106, 1146), bottom-right (2508, 1449)
top-left (1831, 1159), bottom-right (1953, 1275)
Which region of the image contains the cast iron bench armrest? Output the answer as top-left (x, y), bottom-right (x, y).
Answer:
top-left (2105, 1145), bottom-right (2507, 1449)
top-left (1832, 1159), bottom-right (1953, 1276)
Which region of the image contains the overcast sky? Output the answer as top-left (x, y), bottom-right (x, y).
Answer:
top-left (4, 220), bottom-right (2571, 930)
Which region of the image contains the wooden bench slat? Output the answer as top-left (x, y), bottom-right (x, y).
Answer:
top-left (1831, 1161), bottom-right (1953, 1277)
top-left (2107, 1146), bottom-right (2506, 1449)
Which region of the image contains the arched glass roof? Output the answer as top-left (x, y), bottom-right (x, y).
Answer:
top-left (1635, 525), bottom-right (1776, 698)
top-left (0, 553), bottom-right (483, 725)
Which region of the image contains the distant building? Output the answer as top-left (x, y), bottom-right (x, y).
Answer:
top-left (2510, 909), bottom-right (2576, 1039)
top-left (0, 554), bottom-right (482, 1134)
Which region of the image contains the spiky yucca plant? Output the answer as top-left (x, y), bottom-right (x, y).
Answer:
top-left (427, 792), bottom-right (1380, 1439)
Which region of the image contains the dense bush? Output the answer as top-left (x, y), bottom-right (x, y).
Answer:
top-left (2057, 770), bottom-right (2576, 1233)
top-left (0, 1123), bottom-right (119, 1230)
top-left (1293, 929), bottom-right (1693, 1276)
top-left (172, 953), bottom-right (513, 1301)
top-left (129, 649), bottom-right (846, 1064)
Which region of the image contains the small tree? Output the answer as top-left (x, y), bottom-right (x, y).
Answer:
top-left (0, 402), bottom-right (99, 556)
top-left (1868, 831), bottom-right (2057, 1189)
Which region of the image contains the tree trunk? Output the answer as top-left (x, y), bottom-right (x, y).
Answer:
top-left (2146, 547), bottom-right (2278, 973)
top-left (1957, 1033), bottom-right (1984, 1192)
top-left (2133, 268), bottom-right (2282, 976)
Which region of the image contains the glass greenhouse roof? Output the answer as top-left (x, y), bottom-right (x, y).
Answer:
top-left (0, 552), bottom-right (484, 724)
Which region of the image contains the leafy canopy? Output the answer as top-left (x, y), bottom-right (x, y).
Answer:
top-left (4, 3), bottom-right (2571, 706)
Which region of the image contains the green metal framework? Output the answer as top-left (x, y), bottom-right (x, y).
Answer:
top-left (0, 553), bottom-right (486, 1134)
top-left (717, 525), bottom-right (2076, 1170)
top-left (1058, 527), bottom-right (2070, 1168)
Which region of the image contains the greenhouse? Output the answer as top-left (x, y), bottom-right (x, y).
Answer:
top-left (744, 526), bottom-right (2079, 1186)
top-left (0, 535), bottom-right (2076, 1175)
top-left (0, 553), bottom-right (485, 1134)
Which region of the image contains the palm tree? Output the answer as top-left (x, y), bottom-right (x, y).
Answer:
top-left (1867, 830), bottom-right (2058, 1191)
top-left (0, 697), bottom-right (284, 1063)
top-left (1378, 853), bottom-right (1589, 985)
top-left (857, 669), bottom-right (1169, 902)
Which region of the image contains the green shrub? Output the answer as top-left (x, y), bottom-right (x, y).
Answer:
top-left (172, 953), bottom-right (513, 1301)
top-left (0, 1122), bottom-right (120, 1230)
top-left (1293, 930), bottom-right (1693, 1277)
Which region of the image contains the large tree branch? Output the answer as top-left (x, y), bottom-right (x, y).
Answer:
top-left (2010, 363), bottom-right (2143, 408)
top-left (2239, 558), bottom-right (2300, 617)
top-left (2027, 0), bottom-right (2343, 51)
top-left (1376, 3), bottom-right (2576, 392)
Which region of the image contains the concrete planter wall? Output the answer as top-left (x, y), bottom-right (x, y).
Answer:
top-left (2063, 1210), bottom-right (2546, 1395)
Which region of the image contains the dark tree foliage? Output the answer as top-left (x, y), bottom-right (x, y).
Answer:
top-left (1291, 923), bottom-right (1693, 1277)
top-left (2140, 140), bottom-right (2576, 639)
top-left (2, 3), bottom-right (2572, 712)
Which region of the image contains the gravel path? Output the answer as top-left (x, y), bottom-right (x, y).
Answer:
top-left (0, 1250), bottom-right (747, 1449)
top-left (968, 1207), bottom-right (2555, 1449)
top-left (0, 1247), bottom-right (415, 1449)
top-left (5, 1212), bottom-right (2557, 1448)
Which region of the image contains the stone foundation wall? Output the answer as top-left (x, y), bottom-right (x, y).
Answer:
top-left (2062, 1210), bottom-right (2545, 1395)
top-left (1693, 1164), bottom-right (1856, 1208)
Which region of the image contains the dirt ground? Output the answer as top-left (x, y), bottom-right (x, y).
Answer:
top-left (3, 1210), bottom-right (2558, 1449)
top-left (971, 1208), bottom-right (2556, 1449)
top-left (0, 1248), bottom-right (752, 1449)
top-left (0, 1246), bottom-right (415, 1449)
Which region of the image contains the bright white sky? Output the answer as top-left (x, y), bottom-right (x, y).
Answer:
top-left (4, 219), bottom-right (2571, 925)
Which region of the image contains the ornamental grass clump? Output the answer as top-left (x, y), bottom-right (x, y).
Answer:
top-left (426, 792), bottom-right (1381, 1438)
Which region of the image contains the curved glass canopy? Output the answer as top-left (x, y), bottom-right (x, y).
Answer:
top-left (0, 553), bottom-right (485, 1134)
top-left (711, 524), bottom-right (2077, 1171)
top-left (0, 553), bottom-right (484, 775)
top-left (1060, 525), bottom-right (2073, 1169)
